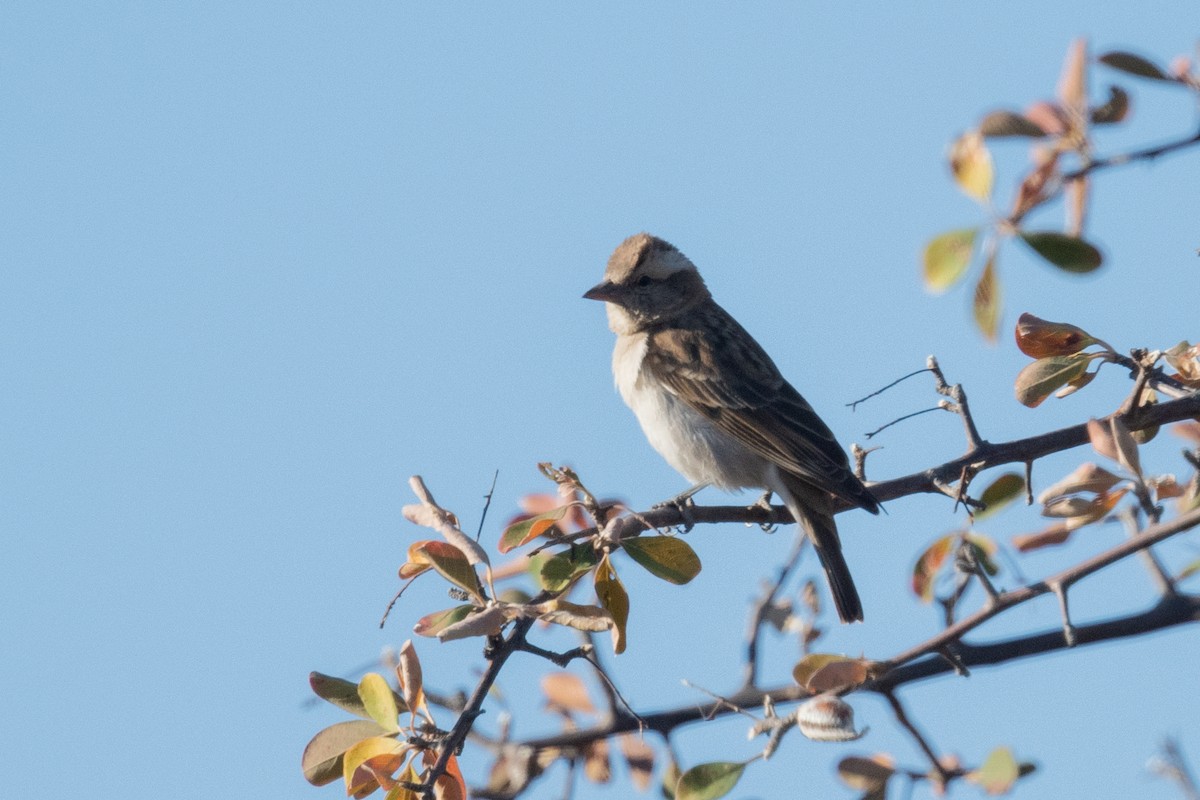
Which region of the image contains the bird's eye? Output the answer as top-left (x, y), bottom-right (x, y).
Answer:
top-left (636, 276), bottom-right (652, 287)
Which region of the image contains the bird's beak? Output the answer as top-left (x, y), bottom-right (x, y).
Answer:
top-left (583, 280), bottom-right (621, 302)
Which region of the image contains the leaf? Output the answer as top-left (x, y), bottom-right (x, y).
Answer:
top-left (1090, 85), bottom-right (1130, 125)
top-left (398, 539), bottom-right (438, 580)
top-left (500, 505), bottom-right (576, 553)
top-left (1010, 150), bottom-right (1061, 218)
top-left (1057, 38), bottom-right (1088, 129)
top-left (1037, 462), bottom-right (1122, 505)
top-left (1098, 51), bottom-right (1173, 81)
top-left (978, 110), bottom-right (1047, 138)
top-left (396, 640), bottom-right (424, 718)
top-left (622, 535), bottom-right (702, 584)
top-left (310, 672), bottom-right (407, 720)
top-left (1066, 174), bottom-right (1089, 238)
top-left (542, 671), bottom-right (597, 714)
top-left (583, 736), bottom-right (612, 784)
top-left (402, 498), bottom-right (490, 568)
top-left (972, 252), bottom-right (1001, 341)
top-left (536, 599), bottom-right (613, 633)
top-left (358, 673), bottom-right (401, 734)
top-left (342, 735), bottom-right (406, 797)
top-left (805, 658), bottom-right (884, 694)
top-left (415, 541), bottom-right (484, 602)
top-left (537, 544), bottom-right (599, 592)
top-left (923, 228), bottom-right (978, 292)
top-left (1087, 418), bottom-right (1118, 461)
top-left (949, 131), bottom-right (994, 203)
top-left (620, 734), bottom-right (655, 792)
top-left (675, 761), bottom-right (747, 800)
top-left (436, 604), bottom-right (513, 642)
top-left (964, 533), bottom-right (1000, 576)
top-left (413, 605), bottom-right (477, 638)
top-left (1131, 388), bottom-right (1159, 443)
top-left (1014, 313), bottom-right (1098, 358)
top-left (1177, 558), bottom-right (1200, 582)
top-left (1014, 353), bottom-right (1091, 408)
top-left (594, 555), bottom-right (630, 655)
top-left (435, 754), bottom-right (468, 800)
top-left (1110, 416), bottom-right (1142, 478)
top-left (971, 746), bottom-right (1019, 795)
top-left (838, 754), bottom-right (896, 792)
top-left (975, 472), bottom-right (1025, 521)
top-left (1055, 367), bottom-right (1097, 399)
top-left (1019, 232), bottom-right (1103, 273)
top-left (792, 653), bottom-right (852, 687)
top-left (911, 535), bottom-right (955, 602)
top-left (302, 719), bottom-right (392, 787)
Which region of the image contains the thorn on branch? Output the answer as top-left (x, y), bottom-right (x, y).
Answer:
top-left (936, 646), bottom-right (971, 677)
top-left (1050, 581), bottom-right (1077, 647)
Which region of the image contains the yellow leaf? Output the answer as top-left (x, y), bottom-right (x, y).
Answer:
top-left (923, 228), bottom-right (977, 292)
top-left (949, 131), bottom-right (994, 203)
top-left (972, 252), bottom-right (1001, 341)
top-left (594, 555), bottom-right (630, 655)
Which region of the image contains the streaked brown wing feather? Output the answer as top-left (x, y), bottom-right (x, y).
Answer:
top-left (645, 303), bottom-right (879, 513)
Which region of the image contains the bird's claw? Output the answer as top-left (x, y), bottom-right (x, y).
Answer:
top-left (653, 490), bottom-right (699, 531)
top-left (750, 491), bottom-right (778, 533)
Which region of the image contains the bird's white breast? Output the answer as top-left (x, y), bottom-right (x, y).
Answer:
top-left (611, 332), bottom-right (767, 491)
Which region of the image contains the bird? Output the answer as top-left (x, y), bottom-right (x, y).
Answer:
top-left (584, 233), bottom-right (880, 623)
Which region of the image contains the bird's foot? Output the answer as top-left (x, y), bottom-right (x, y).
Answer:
top-left (750, 490), bottom-right (778, 533)
top-left (652, 484), bottom-right (707, 531)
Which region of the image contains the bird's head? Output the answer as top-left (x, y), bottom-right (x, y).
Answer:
top-left (584, 233), bottom-right (711, 333)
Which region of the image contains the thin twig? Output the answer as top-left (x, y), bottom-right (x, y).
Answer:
top-left (847, 368), bottom-right (934, 411)
top-left (742, 535), bottom-right (807, 689)
top-left (477, 470), bottom-right (500, 542)
top-left (864, 406), bottom-right (943, 440)
top-left (884, 690), bottom-right (951, 785)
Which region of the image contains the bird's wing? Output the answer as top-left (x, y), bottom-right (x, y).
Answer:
top-left (644, 304), bottom-right (879, 513)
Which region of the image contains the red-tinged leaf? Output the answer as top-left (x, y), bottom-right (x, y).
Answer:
top-left (416, 541), bottom-right (484, 602)
top-left (1019, 232), bottom-right (1103, 273)
top-left (594, 555), bottom-right (630, 655)
top-left (970, 747), bottom-right (1019, 795)
top-left (1090, 85), bottom-right (1130, 125)
top-left (542, 671), bottom-right (597, 714)
top-left (500, 505), bottom-right (576, 553)
top-left (343, 736), bottom-right (406, 797)
top-left (675, 761), bottom-right (747, 800)
top-left (536, 544), bottom-right (599, 592)
top-left (912, 535), bottom-right (955, 602)
top-left (398, 540), bottom-right (438, 580)
top-left (358, 673), bottom-right (401, 734)
top-left (1037, 462), bottom-right (1122, 505)
top-left (1058, 38), bottom-right (1088, 127)
top-left (622, 535), bottom-right (702, 584)
top-left (1013, 523), bottom-right (1072, 553)
top-left (535, 599), bottom-right (613, 632)
top-left (1014, 354), bottom-right (1091, 408)
top-left (1087, 418), bottom-right (1118, 461)
top-left (978, 110), bottom-right (1047, 138)
top-left (396, 640), bottom-right (423, 719)
top-left (1024, 101), bottom-right (1067, 136)
top-left (385, 764), bottom-right (421, 800)
top-left (402, 498), bottom-right (490, 568)
top-left (1173, 421), bottom-right (1200, 445)
top-left (1014, 313), bottom-right (1098, 358)
top-left (1066, 175), bottom-right (1089, 238)
top-left (805, 658), bottom-right (884, 694)
top-left (413, 605), bottom-right (477, 638)
top-left (436, 604), bottom-right (513, 642)
top-left (1011, 150), bottom-right (1061, 218)
top-left (975, 473), bottom-right (1025, 521)
top-left (620, 734), bottom-right (655, 791)
top-left (1098, 51), bottom-right (1173, 81)
top-left (838, 754), bottom-right (896, 792)
top-left (435, 754), bottom-right (467, 800)
top-left (973, 252), bottom-right (1001, 342)
top-left (923, 228), bottom-right (978, 292)
top-left (1110, 417), bottom-right (1142, 478)
top-left (949, 131), bottom-right (994, 203)
top-left (302, 720), bottom-right (392, 787)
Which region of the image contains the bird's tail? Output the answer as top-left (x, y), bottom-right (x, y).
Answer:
top-left (777, 475), bottom-right (864, 623)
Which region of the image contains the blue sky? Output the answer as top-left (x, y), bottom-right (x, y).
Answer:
top-left (3, 4), bottom-right (1199, 799)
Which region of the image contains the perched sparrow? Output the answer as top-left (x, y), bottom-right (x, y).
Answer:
top-left (584, 233), bottom-right (880, 623)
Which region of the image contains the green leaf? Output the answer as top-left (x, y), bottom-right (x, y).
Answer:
top-left (537, 544), bottom-right (599, 592)
top-left (675, 761), bottom-right (747, 800)
top-left (309, 672), bottom-right (408, 719)
top-left (1014, 353), bottom-right (1091, 408)
top-left (622, 535), bottom-right (702, 584)
top-left (413, 604), bottom-right (477, 637)
top-left (978, 110), bottom-right (1048, 138)
top-left (499, 505), bottom-right (575, 553)
top-left (1019, 232), bottom-right (1103, 273)
top-left (973, 251), bottom-right (1001, 341)
top-left (973, 746), bottom-right (1019, 795)
top-left (416, 541), bottom-right (484, 602)
top-left (357, 673), bottom-right (400, 733)
top-left (975, 473), bottom-right (1025, 521)
top-left (923, 228), bottom-right (978, 292)
top-left (301, 719), bottom-right (391, 787)
top-left (595, 555), bottom-right (630, 655)
top-left (1098, 51), bottom-right (1173, 81)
